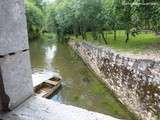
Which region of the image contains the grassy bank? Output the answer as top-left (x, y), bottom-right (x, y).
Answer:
top-left (71, 31), bottom-right (160, 53)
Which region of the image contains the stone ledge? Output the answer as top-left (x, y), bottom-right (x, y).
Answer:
top-left (0, 96), bottom-right (120, 120)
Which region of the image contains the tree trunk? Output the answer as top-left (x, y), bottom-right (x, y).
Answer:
top-left (101, 32), bottom-right (107, 45)
top-left (125, 30), bottom-right (129, 43)
top-left (105, 32), bottom-right (107, 41)
top-left (73, 22), bottom-right (78, 38)
top-left (114, 30), bottom-right (117, 41)
top-left (92, 31), bottom-right (97, 40)
top-left (80, 30), bottom-right (84, 40)
top-left (57, 32), bottom-right (61, 42)
top-left (76, 34), bottom-right (78, 38)
top-left (84, 32), bottom-right (87, 41)
top-left (79, 25), bottom-right (84, 40)
top-left (81, 31), bottom-right (85, 40)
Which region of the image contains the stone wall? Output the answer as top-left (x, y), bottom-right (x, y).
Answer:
top-left (0, 0), bottom-right (33, 111)
top-left (69, 41), bottom-right (160, 120)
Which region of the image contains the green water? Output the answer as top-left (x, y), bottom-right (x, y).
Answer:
top-left (29, 39), bottom-right (136, 120)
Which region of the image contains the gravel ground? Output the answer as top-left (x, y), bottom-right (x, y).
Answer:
top-left (118, 50), bottom-right (160, 61)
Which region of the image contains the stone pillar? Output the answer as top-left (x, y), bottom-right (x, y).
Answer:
top-left (0, 0), bottom-right (33, 111)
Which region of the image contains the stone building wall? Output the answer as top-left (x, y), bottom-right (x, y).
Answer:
top-left (0, 0), bottom-right (33, 111)
top-left (69, 41), bottom-right (160, 120)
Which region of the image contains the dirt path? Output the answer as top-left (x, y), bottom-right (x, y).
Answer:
top-left (118, 50), bottom-right (160, 61)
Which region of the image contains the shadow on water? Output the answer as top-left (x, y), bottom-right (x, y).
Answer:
top-left (29, 39), bottom-right (137, 120)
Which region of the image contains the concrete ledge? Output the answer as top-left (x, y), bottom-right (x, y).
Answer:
top-left (0, 96), bottom-right (120, 120)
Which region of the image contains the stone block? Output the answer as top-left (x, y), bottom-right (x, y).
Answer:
top-left (0, 51), bottom-right (33, 109)
top-left (0, 0), bottom-right (29, 55)
top-left (133, 59), bottom-right (154, 72)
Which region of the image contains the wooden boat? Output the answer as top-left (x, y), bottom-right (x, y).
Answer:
top-left (34, 76), bottom-right (62, 98)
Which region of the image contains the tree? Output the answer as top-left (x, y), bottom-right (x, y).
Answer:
top-left (25, 0), bottom-right (44, 40)
top-left (106, 0), bottom-right (120, 41)
top-left (113, 0), bottom-right (141, 43)
top-left (46, 0), bottom-right (160, 43)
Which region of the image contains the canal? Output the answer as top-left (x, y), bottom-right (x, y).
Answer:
top-left (29, 37), bottom-right (136, 120)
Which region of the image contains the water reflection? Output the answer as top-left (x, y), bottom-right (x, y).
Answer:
top-left (30, 40), bottom-right (59, 86)
top-left (45, 45), bottom-right (57, 68)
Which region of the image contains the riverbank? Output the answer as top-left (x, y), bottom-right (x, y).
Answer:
top-left (71, 31), bottom-right (160, 56)
top-left (69, 40), bottom-right (160, 120)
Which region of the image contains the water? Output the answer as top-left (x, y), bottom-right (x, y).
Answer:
top-left (29, 38), bottom-right (136, 120)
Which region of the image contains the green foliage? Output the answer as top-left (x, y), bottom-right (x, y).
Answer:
top-left (25, 0), bottom-right (44, 40)
top-left (25, 0), bottom-right (160, 44)
top-left (46, 0), bottom-right (107, 42)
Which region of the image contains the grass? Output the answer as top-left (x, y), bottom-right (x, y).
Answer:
top-left (71, 30), bottom-right (160, 53)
